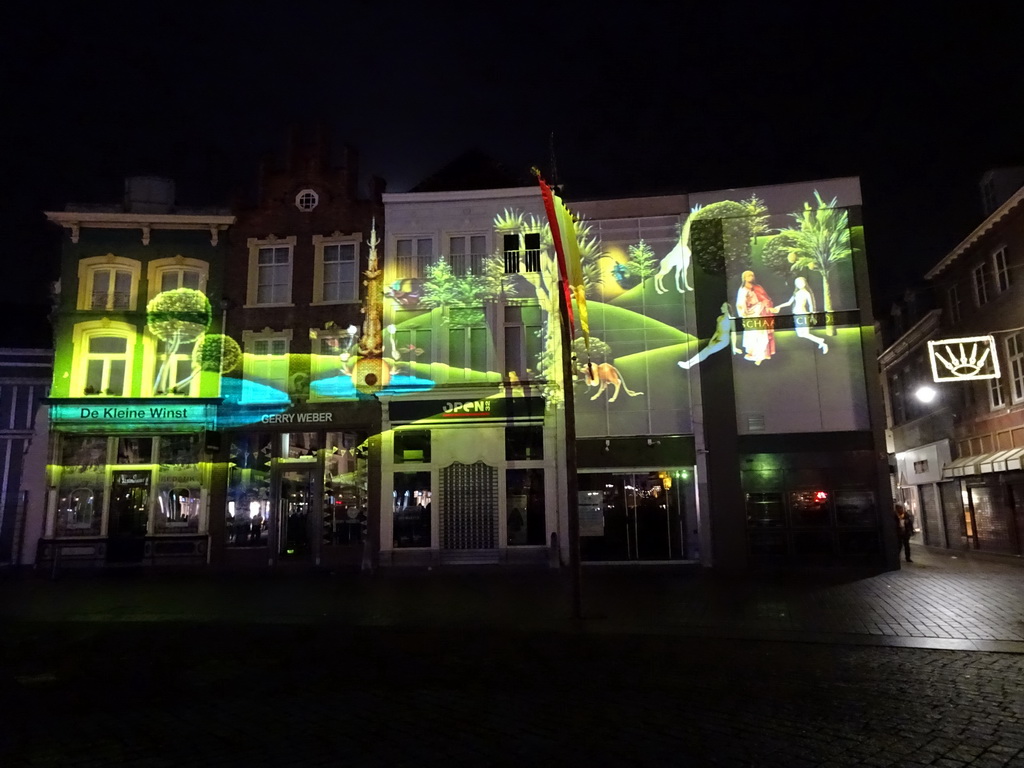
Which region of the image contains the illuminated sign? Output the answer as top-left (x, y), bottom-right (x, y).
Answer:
top-left (389, 397), bottom-right (545, 424)
top-left (928, 336), bottom-right (1000, 382)
top-left (50, 401), bottom-right (214, 427)
top-left (260, 411), bottom-right (334, 425)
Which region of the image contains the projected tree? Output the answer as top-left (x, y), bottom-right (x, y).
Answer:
top-left (775, 191), bottom-right (852, 335)
top-left (147, 288), bottom-right (212, 393)
top-left (191, 334), bottom-right (242, 377)
top-left (494, 208), bottom-right (605, 404)
top-left (688, 196), bottom-right (771, 277)
top-left (626, 239), bottom-right (658, 280)
top-left (420, 254), bottom-right (513, 325)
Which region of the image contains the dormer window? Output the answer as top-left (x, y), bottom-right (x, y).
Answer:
top-left (295, 189), bottom-right (319, 212)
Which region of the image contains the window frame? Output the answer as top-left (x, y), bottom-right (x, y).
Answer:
top-left (947, 284), bottom-right (961, 324)
top-left (295, 188), bottom-right (319, 212)
top-left (77, 255), bottom-right (142, 311)
top-left (446, 232), bottom-right (489, 277)
top-left (71, 320), bottom-right (137, 397)
top-left (147, 256), bottom-right (209, 301)
top-left (312, 233), bottom-right (361, 304)
top-left (246, 236), bottom-right (296, 307)
top-left (242, 328), bottom-right (293, 391)
top-left (992, 246), bottom-right (1011, 294)
top-left (1006, 332), bottom-right (1024, 404)
top-left (989, 374), bottom-right (1006, 410)
top-left (393, 235), bottom-right (435, 280)
top-left (973, 262), bottom-right (990, 307)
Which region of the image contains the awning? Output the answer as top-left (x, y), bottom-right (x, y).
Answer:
top-left (942, 448), bottom-right (1024, 479)
top-left (942, 455), bottom-right (980, 478)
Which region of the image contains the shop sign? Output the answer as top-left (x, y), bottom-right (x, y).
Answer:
top-left (51, 402), bottom-right (212, 427)
top-left (389, 396), bottom-right (545, 424)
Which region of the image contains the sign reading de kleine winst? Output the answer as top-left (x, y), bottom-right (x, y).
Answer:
top-left (49, 400), bottom-right (216, 429)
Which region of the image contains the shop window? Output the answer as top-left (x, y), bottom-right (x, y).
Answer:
top-left (834, 489), bottom-right (877, 527)
top-left (505, 426), bottom-right (544, 461)
top-left (792, 530), bottom-right (835, 555)
top-left (73, 321), bottom-right (137, 397)
top-left (324, 431), bottom-right (368, 546)
top-left (155, 434), bottom-right (203, 534)
top-left (116, 437), bottom-right (153, 464)
top-left (284, 431), bottom-right (319, 459)
top-left (506, 468), bottom-right (545, 546)
top-left (789, 490), bottom-right (832, 526)
top-left (394, 430), bottom-right (430, 464)
top-left (746, 492), bottom-right (785, 527)
top-left (393, 471), bottom-right (431, 548)
top-left (226, 433), bottom-right (273, 547)
top-left (77, 255), bottom-right (141, 311)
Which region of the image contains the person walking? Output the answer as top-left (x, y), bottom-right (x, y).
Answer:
top-left (894, 503), bottom-right (914, 563)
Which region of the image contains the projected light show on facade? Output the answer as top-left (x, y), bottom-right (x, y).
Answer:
top-left (38, 168), bottom-right (890, 573)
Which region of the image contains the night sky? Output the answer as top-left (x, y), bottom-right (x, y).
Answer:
top-left (4, 3), bottom-right (1023, 322)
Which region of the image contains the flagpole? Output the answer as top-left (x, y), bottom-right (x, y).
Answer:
top-left (558, 282), bottom-right (583, 620)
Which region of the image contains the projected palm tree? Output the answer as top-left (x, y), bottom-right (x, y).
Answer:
top-left (776, 191), bottom-right (852, 336)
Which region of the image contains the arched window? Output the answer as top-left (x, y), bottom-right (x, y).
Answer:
top-left (72, 321), bottom-right (137, 397)
top-left (77, 255), bottom-right (142, 311)
top-left (147, 256), bottom-right (209, 301)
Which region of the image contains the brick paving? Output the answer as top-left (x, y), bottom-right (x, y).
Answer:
top-left (1, 544), bottom-right (1023, 766)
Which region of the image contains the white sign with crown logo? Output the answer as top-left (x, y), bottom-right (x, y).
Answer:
top-left (927, 336), bottom-right (1001, 382)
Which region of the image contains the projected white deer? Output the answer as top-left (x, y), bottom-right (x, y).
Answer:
top-left (654, 206), bottom-right (700, 294)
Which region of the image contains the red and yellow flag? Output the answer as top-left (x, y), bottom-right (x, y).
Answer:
top-left (537, 175), bottom-right (591, 354)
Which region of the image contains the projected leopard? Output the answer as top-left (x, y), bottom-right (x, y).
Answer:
top-left (580, 363), bottom-right (644, 402)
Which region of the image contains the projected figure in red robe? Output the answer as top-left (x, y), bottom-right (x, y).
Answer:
top-left (735, 270), bottom-right (775, 365)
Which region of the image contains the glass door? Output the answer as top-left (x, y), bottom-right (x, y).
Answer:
top-left (107, 470), bottom-right (151, 563)
top-left (279, 467), bottom-right (317, 559)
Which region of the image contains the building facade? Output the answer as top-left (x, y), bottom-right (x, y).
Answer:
top-left (212, 128), bottom-right (384, 570)
top-left (40, 177), bottom-right (233, 568)
top-left (35, 161), bottom-right (894, 572)
top-left (379, 177), bottom-right (893, 570)
top-left (0, 347), bottom-right (51, 566)
top-left (882, 177), bottom-right (1024, 556)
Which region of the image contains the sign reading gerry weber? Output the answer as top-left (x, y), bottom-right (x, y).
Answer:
top-left (389, 397), bottom-right (545, 424)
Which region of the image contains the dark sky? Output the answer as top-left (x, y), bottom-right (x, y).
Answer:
top-left (4, 2), bottom-right (1023, 316)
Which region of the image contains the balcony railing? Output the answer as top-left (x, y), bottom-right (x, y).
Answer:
top-left (90, 291), bottom-right (132, 310)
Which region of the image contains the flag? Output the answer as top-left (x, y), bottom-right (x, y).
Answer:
top-left (537, 174), bottom-right (591, 354)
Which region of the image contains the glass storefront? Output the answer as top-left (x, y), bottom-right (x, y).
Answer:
top-left (578, 469), bottom-right (698, 562)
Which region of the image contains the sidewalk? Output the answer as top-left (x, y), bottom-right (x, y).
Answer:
top-left (2, 542), bottom-right (1023, 652)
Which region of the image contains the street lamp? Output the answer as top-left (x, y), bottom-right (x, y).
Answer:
top-left (914, 385), bottom-right (937, 404)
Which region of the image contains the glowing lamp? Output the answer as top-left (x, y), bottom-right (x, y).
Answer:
top-left (914, 385), bottom-right (937, 403)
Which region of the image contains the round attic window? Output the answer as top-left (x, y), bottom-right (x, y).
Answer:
top-left (295, 189), bottom-right (319, 212)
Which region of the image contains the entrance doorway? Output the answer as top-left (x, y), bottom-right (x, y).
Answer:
top-left (579, 470), bottom-right (697, 562)
top-left (107, 470), bottom-right (151, 563)
top-left (440, 461), bottom-right (499, 562)
top-left (279, 466), bottom-right (316, 559)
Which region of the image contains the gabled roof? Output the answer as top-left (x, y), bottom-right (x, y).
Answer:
top-left (926, 185), bottom-right (1024, 279)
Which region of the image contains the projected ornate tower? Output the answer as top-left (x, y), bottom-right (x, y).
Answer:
top-left (353, 220), bottom-right (389, 393)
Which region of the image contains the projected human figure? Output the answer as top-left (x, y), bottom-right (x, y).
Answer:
top-left (677, 303), bottom-right (740, 370)
top-left (735, 270), bottom-right (775, 365)
top-left (774, 277), bottom-right (828, 354)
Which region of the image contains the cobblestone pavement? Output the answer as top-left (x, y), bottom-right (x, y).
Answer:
top-left (1, 545), bottom-right (1023, 766)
